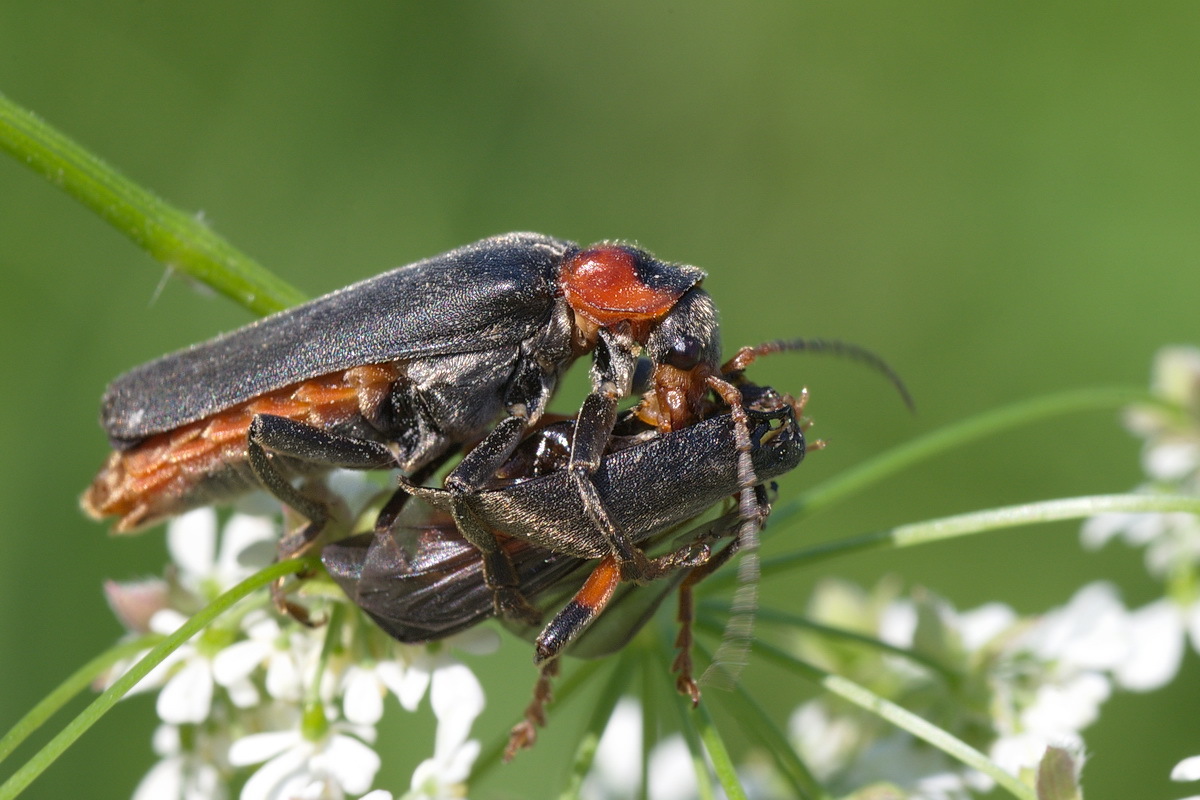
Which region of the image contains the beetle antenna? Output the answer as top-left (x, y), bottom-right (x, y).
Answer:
top-left (722, 338), bottom-right (915, 413)
top-left (698, 375), bottom-right (763, 691)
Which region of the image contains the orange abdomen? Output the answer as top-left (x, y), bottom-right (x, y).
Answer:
top-left (82, 363), bottom-right (400, 532)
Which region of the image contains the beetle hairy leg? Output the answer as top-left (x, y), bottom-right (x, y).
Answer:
top-left (505, 658), bottom-right (561, 761)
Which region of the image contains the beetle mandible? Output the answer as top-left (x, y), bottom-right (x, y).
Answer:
top-left (84, 233), bottom-right (730, 621)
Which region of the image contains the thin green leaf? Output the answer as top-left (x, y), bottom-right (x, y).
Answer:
top-left (0, 557), bottom-right (314, 800)
top-left (756, 493), bottom-right (1200, 581)
top-left (0, 91), bottom-right (304, 315)
top-left (639, 648), bottom-right (657, 800)
top-left (0, 634), bottom-right (163, 766)
top-left (694, 641), bottom-right (830, 800)
top-left (654, 617), bottom-right (717, 800)
top-left (726, 605), bottom-right (958, 683)
top-left (751, 639), bottom-right (1037, 800)
top-left (695, 700), bottom-right (747, 800)
top-left (558, 652), bottom-right (633, 800)
top-left (786, 387), bottom-right (1161, 520)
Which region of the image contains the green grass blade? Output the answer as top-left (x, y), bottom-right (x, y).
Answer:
top-left (0, 91), bottom-right (304, 315)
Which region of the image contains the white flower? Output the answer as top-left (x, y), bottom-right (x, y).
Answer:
top-left (406, 660), bottom-right (485, 800)
top-left (339, 661), bottom-right (408, 726)
top-left (1173, 753), bottom-right (1200, 800)
top-left (133, 724), bottom-right (229, 800)
top-left (213, 612), bottom-right (314, 705)
top-left (1173, 754), bottom-right (1200, 781)
top-left (168, 508), bottom-right (277, 602)
top-left (229, 718), bottom-right (381, 800)
top-left (394, 628), bottom-right (499, 713)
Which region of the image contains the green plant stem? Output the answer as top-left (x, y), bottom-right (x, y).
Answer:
top-left (757, 493), bottom-right (1200, 581)
top-left (559, 652), bottom-right (632, 800)
top-left (0, 635), bottom-right (163, 766)
top-left (728, 606), bottom-right (956, 682)
top-left (0, 91), bottom-right (304, 315)
top-left (694, 642), bottom-right (829, 800)
top-left (779, 386), bottom-right (1160, 525)
top-left (0, 557), bottom-right (315, 800)
top-left (747, 636), bottom-right (1037, 800)
top-left (695, 699), bottom-right (746, 800)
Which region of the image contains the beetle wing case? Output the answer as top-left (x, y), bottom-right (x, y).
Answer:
top-left (101, 233), bottom-right (572, 446)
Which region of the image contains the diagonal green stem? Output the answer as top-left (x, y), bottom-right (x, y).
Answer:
top-left (756, 493), bottom-right (1200, 581)
top-left (0, 635), bottom-right (163, 766)
top-left (745, 636), bottom-right (1037, 800)
top-left (694, 641), bottom-right (830, 800)
top-left (0, 557), bottom-right (314, 800)
top-left (0, 90), bottom-right (304, 316)
top-left (778, 386), bottom-right (1160, 525)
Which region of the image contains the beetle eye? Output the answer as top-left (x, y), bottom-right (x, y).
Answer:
top-left (665, 336), bottom-right (703, 371)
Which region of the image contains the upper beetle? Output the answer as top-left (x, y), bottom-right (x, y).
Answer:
top-left (84, 232), bottom-right (727, 620)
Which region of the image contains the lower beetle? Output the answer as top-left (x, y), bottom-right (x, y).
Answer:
top-left (322, 380), bottom-right (808, 755)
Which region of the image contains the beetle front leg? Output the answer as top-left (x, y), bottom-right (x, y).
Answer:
top-left (568, 389), bottom-right (653, 581)
top-left (247, 414), bottom-right (396, 556)
top-left (444, 414), bottom-right (542, 624)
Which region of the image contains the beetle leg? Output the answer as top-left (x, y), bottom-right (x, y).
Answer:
top-left (505, 657), bottom-right (560, 761)
top-left (533, 540), bottom-right (714, 665)
top-left (372, 448), bottom-right (459, 535)
top-left (672, 538), bottom-right (741, 705)
top-left (247, 414), bottom-right (396, 555)
top-left (444, 415), bottom-right (542, 624)
top-left (568, 390), bottom-right (654, 581)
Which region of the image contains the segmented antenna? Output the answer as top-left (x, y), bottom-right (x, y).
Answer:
top-left (723, 337), bottom-right (915, 413)
top-left (699, 337), bottom-right (911, 692)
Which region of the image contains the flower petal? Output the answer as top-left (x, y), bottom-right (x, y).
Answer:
top-left (213, 640), bottom-right (269, 685)
top-left (156, 660), bottom-right (214, 725)
top-left (1113, 600), bottom-right (1184, 691)
top-left (133, 756), bottom-right (184, 800)
top-left (228, 730), bottom-right (301, 767)
top-left (322, 734), bottom-right (381, 795)
top-left (1173, 755), bottom-right (1200, 781)
top-left (167, 508), bottom-right (218, 579)
top-left (430, 661), bottom-right (485, 756)
top-left (342, 667), bottom-right (384, 726)
top-left (218, 514), bottom-right (278, 578)
top-left (239, 745), bottom-right (312, 800)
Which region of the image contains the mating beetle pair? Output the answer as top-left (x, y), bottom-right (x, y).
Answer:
top-left (84, 233), bottom-right (905, 750)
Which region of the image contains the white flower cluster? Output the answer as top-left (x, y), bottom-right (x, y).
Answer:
top-left (102, 495), bottom-right (494, 800)
top-left (781, 577), bottom-right (1173, 798)
top-left (775, 346), bottom-right (1200, 798)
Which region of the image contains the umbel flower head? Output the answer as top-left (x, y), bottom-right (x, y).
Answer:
top-left (102, 478), bottom-right (492, 800)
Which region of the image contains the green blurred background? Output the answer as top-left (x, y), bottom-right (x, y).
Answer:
top-left (2, 3), bottom-right (1198, 798)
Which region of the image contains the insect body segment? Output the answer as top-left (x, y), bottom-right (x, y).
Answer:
top-left (84, 363), bottom-right (402, 531)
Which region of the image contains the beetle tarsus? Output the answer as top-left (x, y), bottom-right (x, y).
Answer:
top-left (505, 658), bottom-right (560, 761)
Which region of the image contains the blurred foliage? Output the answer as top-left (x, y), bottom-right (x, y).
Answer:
top-left (1, 3), bottom-right (1198, 798)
